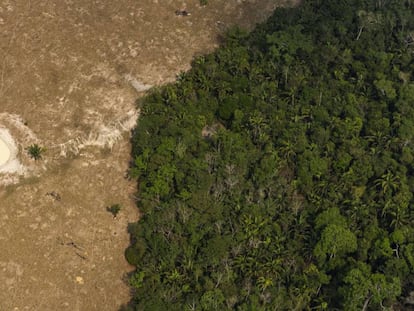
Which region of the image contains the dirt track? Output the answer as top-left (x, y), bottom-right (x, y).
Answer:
top-left (0, 1), bottom-right (294, 310)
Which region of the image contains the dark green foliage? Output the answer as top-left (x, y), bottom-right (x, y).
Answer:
top-left (27, 144), bottom-right (45, 160)
top-left (125, 244), bottom-right (145, 266)
top-left (106, 203), bottom-right (122, 218)
top-left (126, 0), bottom-right (414, 309)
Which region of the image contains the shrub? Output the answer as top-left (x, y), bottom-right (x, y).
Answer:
top-left (106, 204), bottom-right (122, 218)
top-left (125, 244), bottom-right (145, 266)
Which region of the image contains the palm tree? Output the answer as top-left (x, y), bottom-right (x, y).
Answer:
top-left (257, 276), bottom-right (273, 292)
top-left (27, 144), bottom-right (45, 160)
top-left (374, 170), bottom-right (399, 195)
top-left (279, 140), bottom-right (296, 163)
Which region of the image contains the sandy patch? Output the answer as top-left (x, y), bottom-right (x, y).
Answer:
top-left (0, 127), bottom-right (23, 175)
top-left (0, 113), bottom-right (41, 185)
top-left (0, 137), bottom-right (10, 165)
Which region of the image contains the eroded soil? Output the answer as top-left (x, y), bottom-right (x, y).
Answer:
top-left (0, 1), bottom-right (295, 310)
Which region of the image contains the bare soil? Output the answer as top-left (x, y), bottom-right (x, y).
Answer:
top-left (0, 1), bottom-right (297, 310)
top-left (0, 137), bottom-right (10, 165)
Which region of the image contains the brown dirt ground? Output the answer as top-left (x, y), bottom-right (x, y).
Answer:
top-left (0, 1), bottom-right (297, 310)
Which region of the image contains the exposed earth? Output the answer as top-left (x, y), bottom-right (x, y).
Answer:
top-left (0, 1), bottom-right (296, 310)
top-left (0, 136), bottom-right (10, 165)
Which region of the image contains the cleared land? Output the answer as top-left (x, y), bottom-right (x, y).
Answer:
top-left (0, 1), bottom-right (294, 310)
top-left (0, 138), bottom-right (10, 165)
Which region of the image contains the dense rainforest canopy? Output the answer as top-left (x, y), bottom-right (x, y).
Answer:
top-left (124, 0), bottom-right (414, 309)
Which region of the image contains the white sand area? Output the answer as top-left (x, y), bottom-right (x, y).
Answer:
top-left (0, 128), bottom-right (23, 175)
top-left (0, 137), bottom-right (10, 165)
